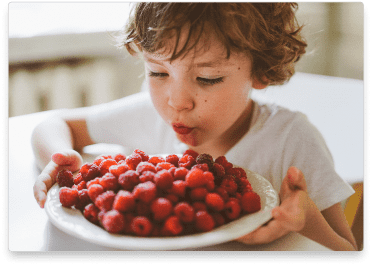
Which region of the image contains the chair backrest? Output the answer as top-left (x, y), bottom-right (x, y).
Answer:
top-left (251, 72), bottom-right (363, 184)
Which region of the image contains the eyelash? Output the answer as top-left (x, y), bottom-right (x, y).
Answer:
top-left (148, 71), bottom-right (224, 86)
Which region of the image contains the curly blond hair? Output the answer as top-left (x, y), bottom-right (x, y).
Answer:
top-left (118, 2), bottom-right (307, 86)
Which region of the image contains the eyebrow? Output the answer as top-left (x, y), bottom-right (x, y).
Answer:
top-left (143, 54), bottom-right (234, 68)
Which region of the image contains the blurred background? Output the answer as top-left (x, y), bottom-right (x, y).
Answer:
top-left (8, 2), bottom-right (364, 117)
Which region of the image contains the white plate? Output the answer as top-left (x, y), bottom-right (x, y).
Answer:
top-left (45, 167), bottom-right (279, 250)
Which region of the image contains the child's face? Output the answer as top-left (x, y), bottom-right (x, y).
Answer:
top-left (143, 28), bottom-right (262, 153)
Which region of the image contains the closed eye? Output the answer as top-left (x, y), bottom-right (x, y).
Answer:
top-left (197, 77), bottom-right (224, 85)
top-left (148, 71), bottom-right (168, 78)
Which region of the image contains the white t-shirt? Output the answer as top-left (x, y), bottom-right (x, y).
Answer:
top-left (86, 91), bottom-right (354, 211)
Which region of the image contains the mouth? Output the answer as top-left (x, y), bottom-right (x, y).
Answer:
top-left (172, 123), bottom-right (194, 135)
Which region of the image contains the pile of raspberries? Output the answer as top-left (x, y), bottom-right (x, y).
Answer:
top-left (57, 149), bottom-right (261, 237)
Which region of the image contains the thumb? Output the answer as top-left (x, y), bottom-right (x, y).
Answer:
top-left (51, 150), bottom-right (83, 171)
top-left (287, 166), bottom-right (307, 192)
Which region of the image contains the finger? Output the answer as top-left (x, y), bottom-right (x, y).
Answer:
top-left (51, 150), bottom-right (82, 171)
top-left (272, 199), bottom-right (306, 232)
top-left (33, 180), bottom-right (48, 208)
top-left (287, 166), bottom-right (307, 192)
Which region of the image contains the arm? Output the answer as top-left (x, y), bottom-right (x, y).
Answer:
top-left (237, 167), bottom-right (357, 251)
top-left (32, 108), bottom-right (95, 208)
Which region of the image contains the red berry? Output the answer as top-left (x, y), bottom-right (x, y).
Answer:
top-left (195, 210), bottom-right (215, 232)
top-left (224, 199), bottom-right (241, 220)
top-left (102, 210), bottom-right (126, 234)
top-left (99, 159), bottom-right (117, 175)
top-left (72, 180), bottom-right (86, 191)
top-left (56, 169), bottom-right (74, 188)
top-left (86, 177), bottom-right (101, 188)
top-left (195, 153), bottom-right (214, 170)
top-left (148, 156), bottom-right (165, 166)
top-left (178, 154), bottom-right (196, 169)
top-left (168, 180), bottom-right (186, 197)
top-left (74, 189), bottom-right (92, 211)
top-left (139, 171), bottom-right (155, 183)
top-left (190, 187), bottom-right (208, 201)
top-left (113, 190), bottom-right (135, 212)
top-left (83, 203), bottom-right (100, 224)
top-left (125, 153), bottom-right (143, 170)
top-left (87, 183), bottom-right (105, 202)
top-left (214, 186), bottom-right (229, 202)
top-left (173, 167), bottom-right (188, 181)
top-left (132, 181), bottom-right (157, 204)
top-left (226, 167), bottom-right (242, 179)
top-left (205, 193), bottom-right (224, 212)
top-left (99, 173), bottom-right (119, 191)
top-left (59, 187), bottom-right (79, 208)
top-left (241, 192), bottom-right (261, 213)
top-left (131, 216), bottom-right (153, 236)
top-left (150, 198), bottom-right (173, 221)
top-left (174, 202), bottom-right (195, 223)
top-left (73, 173), bottom-right (83, 185)
top-left (162, 216), bottom-right (183, 236)
top-left (136, 161), bottom-right (157, 174)
top-left (135, 200), bottom-right (151, 216)
top-left (154, 169), bottom-right (174, 190)
top-left (95, 190), bottom-right (116, 212)
top-left (165, 194), bottom-right (179, 205)
top-left (118, 170), bottom-right (140, 191)
top-left (114, 153), bottom-right (126, 162)
top-left (221, 178), bottom-right (238, 195)
top-left (165, 154), bottom-right (179, 167)
top-left (212, 163), bottom-right (225, 178)
top-left (155, 162), bottom-right (174, 172)
top-left (192, 201), bottom-right (207, 212)
top-left (133, 149), bottom-right (149, 161)
top-left (183, 149), bottom-right (199, 159)
top-left (109, 163), bottom-right (129, 177)
top-left (215, 156), bottom-right (233, 171)
top-left (85, 164), bottom-right (101, 181)
top-left (192, 163), bottom-right (209, 172)
top-left (185, 167), bottom-right (205, 188)
top-left (211, 212), bottom-right (226, 227)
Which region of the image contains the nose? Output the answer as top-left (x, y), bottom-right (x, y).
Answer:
top-left (167, 81), bottom-right (194, 111)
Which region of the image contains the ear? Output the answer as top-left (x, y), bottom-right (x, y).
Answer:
top-left (252, 78), bottom-right (268, 90)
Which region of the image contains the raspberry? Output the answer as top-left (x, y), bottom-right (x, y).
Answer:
top-left (118, 170), bottom-right (140, 191)
top-left (185, 167), bottom-right (205, 188)
top-left (150, 198), bottom-right (173, 221)
top-left (133, 149), bottom-right (149, 161)
top-left (113, 190), bottom-right (135, 212)
top-left (221, 178), bottom-right (238, 195)
top-left (85, 163), bottom-right (101, 181)
top-left (173, 167), bottom-right (188, 181)
top-left (165, 194), bottom-right (179, 205)
top-left (59, 187), bottom-right (79, 208)
top-left (241, 191), bottom-right (261, 213)
top-left (56, 169), bottom-right (74, 188)
top-left (148, 156), bottom-right (165, 166)
top-left (114, 153), bottom-right (126, 162)
top-left (132, 181), bottom-right (157, 204)
top-left (168, 180), bottom-right (186, 197)
top-left (72, 180), bottom-right (87, 191)
top-left (87, 183), bottom-right (104, 202)
top-left (195, 153), bottom-right (214, 170)
top-left (192, 201), bottom-right (207, 212)
top-left (135, 201), bottom-right (151, 216)
top-left (178, 154), bottom-right (196, 169)
top-left (226, 167), bottom-right (242, 179)
top-left (165, 154), bottom-right (179, 167)
top-left (102, 210), bottom-right (126, 234)
top-left (124, 213), bottom-right (135, 235)
top-left (74, 189), bottom-right (92, 211)
top-left (224, 199), bottom-right (241, 220)
top-left (154, 169), bottom-right (174, 190)
top-left (183, 149), bottom-right (199, 159)
top-left (212, 163), bottom-right (225, 178)
top-left (86, 177), bottom-right (101, 188)
top-left (162, 216), bottom-right (183, 236)
top-left (99, 173), bottom-right (119, 191)
top-left (205, 180), bottom-right (215, 191)
top-left (215, 156), bottom-right (233, 171)
top-left (131, 216), bottom-right (153, 236)
top-left (155, 162), bottom-right (174, 172)
top-left (211, 212), bottom-right (226, 227)
top-left (139, 171), bottom-right (155, 183)
top-left (125, 153), bottom-right (142, 170)
top-left (214, 187), bottom-right (229, 202)
top-left (79, 163), bottom-right (91, 179)
top-left (109, 163), bottom-right (129, 177)
top-left (136, 161), bottom-right (156, 174)
top-left (192, 163), bottom-right (209, 172)
top-left (205, 193), bottom-right (224, 212)
top-left (174, 202), bottom-right (195, 223)
top-left (190, 187), bottom-right (208, 201)
top-left (73, 173), bottom-right (83, 185)
top-left (95, 190), bottom-right (116, 212)
top-left (83, 203), bottom-right (100, 224)
top-left (195, 210), bottom-right (215, 232)
top-left (99, 159), bottom-right (118, 175)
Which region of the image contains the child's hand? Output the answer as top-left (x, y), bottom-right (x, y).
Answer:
top-left (33, 150), bottom-right (83, 208)
top-left (236, 166), bottom-right (309, 245)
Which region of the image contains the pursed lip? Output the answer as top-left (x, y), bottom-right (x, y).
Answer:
top-left (172, 123), bottom-right (194, 135)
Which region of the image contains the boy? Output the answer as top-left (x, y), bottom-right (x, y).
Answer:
top-left (32, 3), bottom-right (357, 250)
